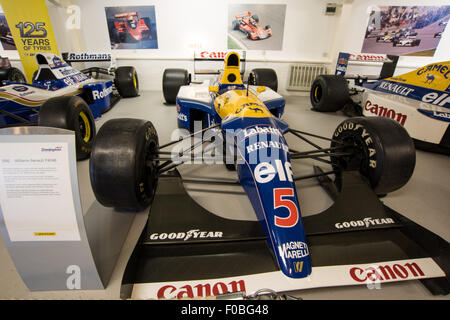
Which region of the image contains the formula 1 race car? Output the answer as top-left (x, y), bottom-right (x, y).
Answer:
top-left (232, 12), bottom-right (272, 40)
top-left (393, 37), bottom-right (421, 47)
top-left (0, 52), bottom-right (139, 160)
top-left (89, 52), bottom-right (423, 282)
top-left (310, 52), bottom-right (450, 154)
top-left (108, 12), bottom-right (152, 43)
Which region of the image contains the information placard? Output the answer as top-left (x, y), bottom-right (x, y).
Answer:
top-left (0, 142), bottom-right (80, 242)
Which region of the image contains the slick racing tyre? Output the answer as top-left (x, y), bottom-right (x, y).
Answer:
top-left (310, 75), bottom-right (350, 112)
top-left (0, 67), bottom-right (26, 85)
top-left (163, 68), bottom-right (190, 104)
top-left (248, 68), bottom-right (278, 92)
top-left (330, 117), bottom-right (415, 195)
top-left (115, 66), bottom-right (139, 98)
top-left (39, 96), bottom-right (96, 161)
top-left (90, 118), bottom-right (159, 211)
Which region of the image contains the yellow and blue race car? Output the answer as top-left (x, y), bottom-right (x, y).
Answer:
top-left (89, 52), bottom-right (421, 283)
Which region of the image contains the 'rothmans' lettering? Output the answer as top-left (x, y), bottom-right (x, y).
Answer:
top-left (92, 86), bottom-right (113, 100)
top-left (68, 53), bottom-right (111, 61)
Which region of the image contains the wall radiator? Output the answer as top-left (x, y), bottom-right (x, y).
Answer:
top-left (287, 64), bottom-right (327, 91)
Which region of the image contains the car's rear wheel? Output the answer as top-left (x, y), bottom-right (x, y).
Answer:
top-left (310, 75), bottom-right (349, 112)
top-left (115, 66), bottom-right (139, 98)
top-left (163, 68), bottom-right (190, 104)
top-left (330, 117), bottom-right (416, 195)
top-left (0, 67), bottom-right (26, 85)
top-left (38, 96), bottom-right (96, 161)
top-left (90, 118), bottom-right (159, 211)
top-left (248, 68), bottom-right (278, 92)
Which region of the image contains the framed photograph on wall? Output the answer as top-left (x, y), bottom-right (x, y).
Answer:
top-left (228, 3), bottom-right (286, 51)
top-left (105, 5), bottom-right (158, 50)
top-left (362, 5), bottom-right (450, 56)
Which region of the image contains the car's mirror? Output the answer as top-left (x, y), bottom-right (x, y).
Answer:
top-left (209, 86), bottom-right (219, 93)
top-left (257, 86), bottom-right (266, 93)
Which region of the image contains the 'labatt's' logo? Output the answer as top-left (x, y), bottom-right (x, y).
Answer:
top-left (242, 125), bottom-right (282, 139)
top-left (418, 109), bottom-right (450, 122)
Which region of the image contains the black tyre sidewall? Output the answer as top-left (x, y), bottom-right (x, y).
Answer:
top-left (90, 118), bottom-right (159, 210)
top-left (38, 96), bottom-right (96, 161)
top-left (331, 117), bottom-right (415, 194)
top-left (115, 66), bottom-right (139, 98)
top-left (310, 75), bottom-right (349, 112)
top-left (250, 68), bottom-right (278, 92)
top-left (163, 68), bottom-right (189, 104)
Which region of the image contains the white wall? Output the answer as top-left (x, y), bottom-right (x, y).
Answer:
top-left (1, 0), bottom-right (449, 93)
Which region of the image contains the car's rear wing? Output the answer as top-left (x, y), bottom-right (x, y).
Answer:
top-left (193, 50), bottom-right (246, 76)
top-left (62, 52), bottom-right (113, 64)
top-left (61, 52), bottom-right (116, 78)
top-left (115, 12), bottom-right (138, 18)
top-left (335, 52), bottom-right (399, 80)
top-left (235, 11), bottom-right (252, 19)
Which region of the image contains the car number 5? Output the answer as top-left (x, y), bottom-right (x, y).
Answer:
top-left (273, 188), bottom-right (299, 228)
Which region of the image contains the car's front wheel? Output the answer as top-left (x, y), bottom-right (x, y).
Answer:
top-left (330, 117), bottom-right (416, 195)
top-left (90, 118), bottom-right (159, 211)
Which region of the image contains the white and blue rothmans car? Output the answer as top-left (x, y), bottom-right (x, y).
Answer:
top-left (0, 52), bottom-right (139, 160)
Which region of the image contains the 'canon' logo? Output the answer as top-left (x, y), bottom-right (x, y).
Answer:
top-left (349, 54), bottom-right (385, 62)
top-left (157, 280), bottom-right (246, 299)
top-left (200, 51), bottom-right (228, 59)
top-left (350, 262), bottom-right (425, 283)
top-left (364, 100), bottom-right (407, 126)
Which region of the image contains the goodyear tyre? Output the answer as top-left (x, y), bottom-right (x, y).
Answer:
top-left (330, 117), bottom-right (415, 195)
top-left (163, 68), bottom-right (190, 104)
top-left (310, 75), bottom-right (349, 112)
top-left (248, 68), bottom-right (278, 92)
top-left (90, 118), bottom-right (159, 211)
top-left (38, 96), bottom-right (96, 161)
top-left (115, 66), bottom-right (139, 98)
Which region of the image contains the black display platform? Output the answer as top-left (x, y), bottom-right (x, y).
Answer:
top-left (120, 169), bottom-right (450, 299)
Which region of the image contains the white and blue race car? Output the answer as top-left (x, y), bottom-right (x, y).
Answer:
top-left (0, 52), bottom-right (139, 160)
top-left (310, 52), bottom-right (450, 155)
